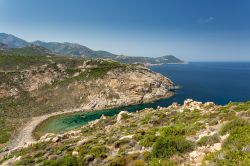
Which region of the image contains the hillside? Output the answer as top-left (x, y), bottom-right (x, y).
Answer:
top-left (0, 43), bottom-right (9, 52)
top-left (0, 33), bottom-right (184, 64)
top-left (0, 48), bottom-right (174, 148)
top-left (0, 33), bottom-right (28, 48)
top-left (1, 100), bottom-right (249, 165)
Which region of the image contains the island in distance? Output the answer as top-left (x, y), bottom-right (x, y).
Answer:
top-left (0, 33), bottom-right (184, 65)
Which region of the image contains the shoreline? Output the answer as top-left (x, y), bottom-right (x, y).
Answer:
top-left (33, 92), bottom-right (174, 138)
top-left (144, 62), bottom-right (188, 66)
top-left (1, 92), bottom-right (174, 157)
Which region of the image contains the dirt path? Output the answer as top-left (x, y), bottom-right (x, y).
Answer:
top-left (0, 108), bottom-right (82, 159)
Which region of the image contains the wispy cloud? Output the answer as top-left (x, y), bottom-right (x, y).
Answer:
top-left (198, 17), bottom-right (215, 23)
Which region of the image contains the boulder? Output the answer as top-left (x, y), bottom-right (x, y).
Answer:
top-left (116, 111), bottom-right (131, 123)
top-left (52, 136), bottom-right (60, 143)
top-left (72, 151), bottom-right (79, 156)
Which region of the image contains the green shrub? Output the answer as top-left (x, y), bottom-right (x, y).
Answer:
top-left (220, 118), bottom-right (249, 135)
top-left (43, 160), bottom-right (58, 166)
top-left (89, 145), bottom-right (108, 158)
top-left (197, 134), bottom-right (220, 146)
top-left (159, 125), bottom-right (186, 137)
top-left (223, 125), bottom-right (250, 150)
top-left (139, 134), bottom-right (158, 147)
top-left (152, 136), bottom-right (194, 158)
top-left (56, 156), bottom-right (78, 166)
top-left (203, 122), bottom-right (250, 165)
top-left (149, 158), bottom-right (177, 166)
top-left (133, 130), bottom-right (146, 141)
top-left (108, 156), bottom-right (126, 166)
top-left (204, 149), bottom-right (250, 165)
top-left (114, 139), bottom-right (131, 148)
top-left (0, 128), bottom-right (11, 144)
top-left (184, 122), bottom-right (206, 135)
top-left (133, 159), bottom-right (145, 166)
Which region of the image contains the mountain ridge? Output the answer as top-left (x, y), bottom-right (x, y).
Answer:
top-left (0, 33), bottom-right (184, 64)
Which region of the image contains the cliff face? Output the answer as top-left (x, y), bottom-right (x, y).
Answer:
top-left (0, 58), bottom-right (174, 113)
top-left (28, 60), bottom-right (174, 111)
top-left (78, 68), bottom-right (174, 110)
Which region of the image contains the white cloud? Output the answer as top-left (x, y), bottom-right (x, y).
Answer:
top-left (198, 17), bottom-right (215, 23)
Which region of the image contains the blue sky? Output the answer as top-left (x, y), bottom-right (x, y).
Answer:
top-left (0, 0), bottom-right (250, 61)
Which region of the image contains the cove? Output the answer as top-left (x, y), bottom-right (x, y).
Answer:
top-left (35, 96), bottom-right (179, 135)
top-left (36, 62), bottom-right (250, 135)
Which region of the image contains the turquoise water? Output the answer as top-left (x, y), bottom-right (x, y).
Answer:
top-left (38, 97), bottom-right (174, 133)
top-left (39, 62), bottom-right (250, 133)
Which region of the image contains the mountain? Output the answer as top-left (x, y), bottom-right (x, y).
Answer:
top-left (114, 55), bottom-right (184, 64)
top-left (32, 41), bottom-right (118, 59)
top-left (0, 33), bottom-right (28, 48)
top-left (32, 41), bottom-right (184, 64)
top-left (0, 33), bottom-right (184, 64)
top-left (0, 42), bottom-right (9, 52)
top-left (31, 41), bottom-right (120, 59)
top-left (4, 44), bottom-right (55, 56)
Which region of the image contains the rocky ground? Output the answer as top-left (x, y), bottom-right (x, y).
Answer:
top-left (1, 99), bottom-right (249, 165)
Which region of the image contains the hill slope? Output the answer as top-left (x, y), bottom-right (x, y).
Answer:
top-left (0, 33), bottom-right (28, 48)
top-left (1, 100), bottom-right (249, 165)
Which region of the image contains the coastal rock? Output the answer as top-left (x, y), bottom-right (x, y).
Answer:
top-left (78, 68), bottom-right (174, 111)
top-left (116, 111), bottom-right (131, 123)
top-left (52, 136), bottom-right (60, 143)
top-left (119, 135), bottom-right (134, 140)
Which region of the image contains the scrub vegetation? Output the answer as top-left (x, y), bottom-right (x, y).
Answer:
top-left (1, 100), bottom-right (249, 165)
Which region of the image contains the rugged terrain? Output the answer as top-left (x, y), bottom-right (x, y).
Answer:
top-left (0, 48), bottom-right (174, 148)
top-left (0, 33), bottom-right (184, 64)
top-left (1, 99), bottom-right (249, 165)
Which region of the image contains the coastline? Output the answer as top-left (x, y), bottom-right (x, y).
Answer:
top-left (1, 92), bottom-right (174, 157)
top-left (144, 62), bottom-right (189, 66)
top-left (33, 91), bottom-right (174, 137)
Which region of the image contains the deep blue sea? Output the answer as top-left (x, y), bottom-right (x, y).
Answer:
top-left (150, 62), bottom-right (250, 105)
top-left (38, 62), bottom-right (250, 133)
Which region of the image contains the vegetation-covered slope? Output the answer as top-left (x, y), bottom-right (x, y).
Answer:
top-left (1, 100), bottom-right (249, 165)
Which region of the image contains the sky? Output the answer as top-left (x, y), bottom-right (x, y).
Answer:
top-left (0, 0), bottom-right (250, 61)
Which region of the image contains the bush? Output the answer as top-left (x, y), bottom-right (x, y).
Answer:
top-left (223, 125), bottom-right (250, 149)
top-left (160, 125), bottom-right (186, 137)
top-left (133, 160), bottom-right (145, 166)
top-left (139, 134), bottom-right (158, 147)
top-left (203, 123), bottom-right (250, 165)
top-left (204, 149), bottom-right (250, 165)
top-left (114, 139), bottom-right (131, 148)
top-left (43, 156), bottom-right (78, 166)
top-left (197, 134), bottom-right (220, 146)
top-left (149, 158), bottom-right (177, 166)
top-left (152, 136), bottom-right (194, 158)
top-left (220, 118), bottom-right (249, 135)
top-left (89, 145), bottom-right (108, 158)
top-left (108, 156), bottom-right (126, 166)
top-left (57, 156), bottom-right (78, 166)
